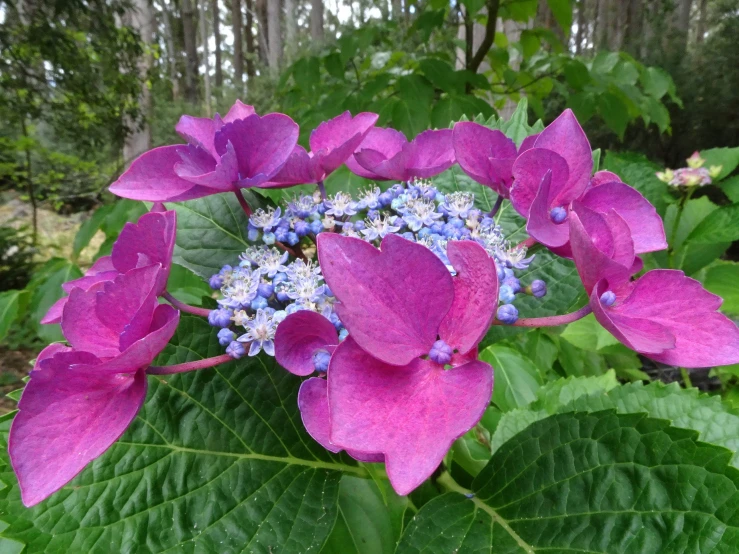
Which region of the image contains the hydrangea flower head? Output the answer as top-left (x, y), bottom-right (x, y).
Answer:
top-left (314, 233), bottom-right (498, 494)
top-left (346, 127), bottom-right (455, 182)
top-left (110, 101), bottom-right (299, 201)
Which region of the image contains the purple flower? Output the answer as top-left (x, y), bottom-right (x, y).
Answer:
top-left (509, 110), bottom-right (667, 257)
top-left (314, 233), bottom-right (497, 495)
top-left (9, 264), bottom-right (180, 506)
top-left (41, 210), bottom-right (177, 324)
top-left (264, 111), bottom-right (378, 186)
top-left (569, 203), bottom-right (739, 368)
top-left (453, 122), bottom-right (536, 198)
top-left (346, 127), bottom-right (455, 182)
top-left (109, 101), bottom-right (299, 201)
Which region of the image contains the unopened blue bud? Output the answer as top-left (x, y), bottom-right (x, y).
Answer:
top-left (550, 206), bottom-right (567, 224)
top-left (378, 191), bottom-right (393, 207)
top-left (316, 203), bottom-right (327, 215)
top-left (287, 232), bottom-right (300, 246)
top-left (390, 183), bottom-right (404, 195)
top-left (247, 227), bottom-right (260, 242)
top-left (276, 290), bottom-right (290, 302)
top-left (499, 284), bottom-right (516, 304)
top-left (497, 304), bottom-right (519, 325)
top-left (367, 209), bottom-right (380, 221)
top-left (353, 220), bottom-right (366, 231)
top-left (313, 349), bottom-right (331, 372)
top-left (258, 283), bottom-right (274, 298)
top-left (274, 227), bottom-right (289, 242)
top-left (324, 285), bottom-right (333, 296)
top-left (263, 232), bottom-right (276, 245)
top-left (209, 308), bottom-right (233, 328)
top-left (402, 232), bottom-right (415, 240)
top-left (459, 228), bottom-right (471, 239)
top-left (503, 276), bottom-right (521, 293)
top-left (343, 221), bottom-right (354, 232)
top-left (530, 280), bottom-right (547, 298)
top-left (310, 220), bottom-right (323, 234)
top-left (496, 264), bottom-right (505, 281)
top-left (273, 272), bottom-right (287, 284)
top-left (294, 220), bottom-right (310, 237)
top-left (600, 291), bottom-right (616, 306)
top-left (503, 268), bottom-right (514, 279)
top-left (338, 328), bottom-right (349, 341)
top-left (423, 188), bottom-right (437, 201)
top-left (209, 273), bottom-right (224, 289)
top-left (226, 340), bottom-right (245, 359)
top-left (429, 339), bottom-right (453, 365)
top-left (449, 217), bottom-right (465, 229)
top-left (217, 328), bottom-right (235, 346)
top-left (430, 222), bottom-right (444, 234)
top-left (278, 218), bottom-right (290, 229)
top-left (329, 312), bottom-right (342, 330)
top-left (251, 296), bottom-right (269, 310)
top-left (418, 227), bottom-right (432, 238)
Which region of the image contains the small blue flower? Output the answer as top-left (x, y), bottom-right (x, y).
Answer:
top-left (429, 340), bottom-right (453, 365)
top-left (226, 340), bottom-right (246, 359)
top-left (218, 328), bottom-right (235, 346)
top-left (238, 308), bottom-right (279, 356)
top-left (258, 282), bottom-right (274, 298)
top-left (286, 232), bottom-right (300, 246)
top-left (530, 280), bottom-right (547, 298)
top-left (251, 296), bottom-right (269, 310)
top-left (274, 226), bottom-right (289, 242)
top-left (499, 284), bottom-right (516, 304)
top-left (209, 273), bottom-right (224, 290)
top-left (549, 206), bottom-right (567, 224)
top-left (250, 207), bottom-right (282, 231)
top-left (294, 220), bottom-right (310, 237)
top-left (600, 290), bottom-right (616, 306)
top-left (208, 308), bottom-right (233, 328)
top-left (263, 232), bottom-right (276, 245)
top-left (247, 225), bottom-right (260, 242)
top-left (309, 219), bottom-right (323, 234)
top-left (496, 304), bottom-right (519, 325)
top-left (325, 192), bottom-right (358, 217)
top-left (338, 328), bottom-right (349, 341)
top-left (378, 191), bottom-right (394, 207)
top-left (312, 349), bottom-right (332, 372)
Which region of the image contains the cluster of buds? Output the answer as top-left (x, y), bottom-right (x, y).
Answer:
top-left (657, 151), bottom-right (723, 188)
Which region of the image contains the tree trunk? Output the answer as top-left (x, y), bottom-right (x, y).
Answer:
top-left (212, 0), bottom-right (222, 87)
top-left (623, 0), bottom-right (644, 56)
top-left (267, 0), bottom-right (281, 76)
top-left (161, 0), bottom-right (181, 100)
top-left (594, 0), bottom-right (609, 50)
top-left (575, 0), bottom-right (585, 54)
top-left (232, 0), bottom-right (243, 88)
top-left (391, 0), bottom-right (401, 20)
top-left (245, 0), bottom-right (256, 77)
top-left (310, 0), bottom-right (324, 44)
top-left (181, 0), bottom-right (200, 103)
top-left (695, 0), bottom-right (707, 43)
top-left (123, 0), bottom-right (153, 162)
top-left (199, 0), bottom-right (212, 113)
top-left (285, 0), bottom-right (297, 61)
top-left (256, 0), bottom-right (269, 65)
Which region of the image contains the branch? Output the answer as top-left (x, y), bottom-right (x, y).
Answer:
top-left (468, 0), bottom-right (501, 74)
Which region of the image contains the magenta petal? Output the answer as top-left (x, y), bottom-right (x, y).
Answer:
top-left (310, 111), bottom-right (379, 175)
top-left (63, 265), bottom-right (161, 357)
top-left (439, 241), bottom-right (498, 354)
top-left (510, 148), bottom-right (569, 217)
top-left (598, 271), bottom-right (739, 368)
top-left (404, 129), bottom-right (456, 180)
top-left (328, 338), bottom-right (493, 495)
top-left (533, 109), bottom-right (592, 198)
top-left (518, 133), bottom-right (539, 154)
top-left (109, 145), bottom-right (201, 202)
top-left (222, 100), bottom-right (256, 123)
top-left (40, 297), bottom-right (67, 325)
top-left (214, 113), bottom-right (299, 188)
top-left (275, 311), bottom-right (338, 376)
top-left (569, 204), bottom-right (635, 294)
top-left (453, 122), bottom-right (516, 195)
top-left (112, 210), bottom-right (177, 294)
top-left (580, 181), bottom-right (667, 254)
top-left (265, 146), bottom-right (319, 186)
top-left (61, 271), bottom-right (118, 295)
top-left (591, 170), bottom-right (621, 187)
top-left (9, 359), bottom-right (146, 507)
top-left (88, 255), bottom-right (115, 273)
top-left (175, 115), bottom-right (219, 159)
top-left (526, 170), bottom-right (571, 249)
top-left (174, 142), bottom-right (239, 190)
top-left (317, 233), bottom-right (454, 366)
top-left (591, 279), bottom-right (676, 355)
top-left (346, 127), bottom-right (407, 179)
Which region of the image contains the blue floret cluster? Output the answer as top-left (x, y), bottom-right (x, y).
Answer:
top-left (208, 180), bottom-right (548, 359)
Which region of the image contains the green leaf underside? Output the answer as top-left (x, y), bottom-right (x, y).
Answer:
top-left (397, 411), bottom-right (739, 553)
top-left (0, 316), bottom-right (361, 553)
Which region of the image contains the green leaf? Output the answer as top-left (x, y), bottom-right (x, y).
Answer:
top-left (398, 411), bottom-right (739, 553)
top-left (702, 261), bottom-right (739, 315)
top-left (99, 199), bottom-right (146, 238)
top-left (321, 476), bottom-right (410, 554)
top-left (686, 203), bottom-right (739, 244)
top-left (499, 98), bottom-right (535, 147)
top-left (431, 165), bottom-right (497, 212)
top-left (560, 313), bottom-right (620, 351)
top-left (324, 52), bottom-right (346, 80)
top-left (72, 204), bottom-right (112, 258)
top-left (28, 259), bottom-right (82, 342)
top-left (0, 291), bottom-right (26, 343)
top-left (419, 58), bottom-right (462, 95)
top-left (563, 59), bottom-right (590, 90)
top-left (591, 51), bottom-right (620, 74)
top-left (719, 175), bottom-right (739, 203)
top-left (545, 0), bottom-right (572, 31)
top-left (392, 99), bottom-right (430, 139)
top-left (640, 66), bottom-right (671, 99)
top-left (0, 316), bottom-right (353, 553)
top-left (597, 91), bottom-right (629, 139)
top-left (430, 97), bottom-right (463, 129)
top-left (166, 263), bottom-right (212, 306)
top-left (519, 31), bottom-right (540, 59)
top-left (479, 345), bottom-right (541, 411)
top-left (173, 191), bottom-right (264, 279)
top-left (701, 146), bottom-right (739, 181)
top-left (566, 90), bottom-right (597, 122)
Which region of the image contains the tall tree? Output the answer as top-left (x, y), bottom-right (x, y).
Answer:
top-left (310, 0), bottom-right (324, 44)
top-left (199, 0), bottom-right (212, 113)
top-left (181, 0), bottom-right (200, 103)
top-left (285, 0), bottom-right (297, 61)
top-left (161, 0), bottom-right (181, 100)
top-left (391, 0), bottom-right (401, 20)
top-left (212, 0), bottom-right (223, 87)
top-left (245, 0), bottom-right (256, 77)
top-left (123, 0), bottom-right (154, 162)
top-left (232, 0), bottom-right (243, 87)
top-left (256, 0), bottom-right (269, 65)
top-left (267, 0), bottom-right (281, 76)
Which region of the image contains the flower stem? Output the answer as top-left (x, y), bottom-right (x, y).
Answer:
top-left (489, 195), bottom-right (504, 217)
top-left (147, 354), bottom-right (232, 375)
top-left (494, 304), bottom-right (592, 327)
top-left (317, 180), bottom-right (328, 201)
top-left (667, 187), bottom-right (694, 269)
top-left (163, 291), bottom-right (212, 317)
top-left (679, 367), bottom-right (693, 388)
top-left (233, 189), bottom-right (252, 216)
top-left (515, 236), bottom-right (537, 250)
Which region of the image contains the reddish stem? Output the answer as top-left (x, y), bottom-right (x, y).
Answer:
top-left (516, 237), bottom-right (537, 250)
top-left (317, 180), bottom-right (328, 201)
top-left (163, 291), bottom-right (212, 317)
top-left (494, 304), bottom-right (592, 327)
top-left (147, 354), bottom-right (233, 375)
top-left (233, 189), bottom-right (252, 216)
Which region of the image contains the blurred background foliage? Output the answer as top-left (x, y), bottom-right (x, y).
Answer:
top-left (0, 0), bottom-right (737, 407)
